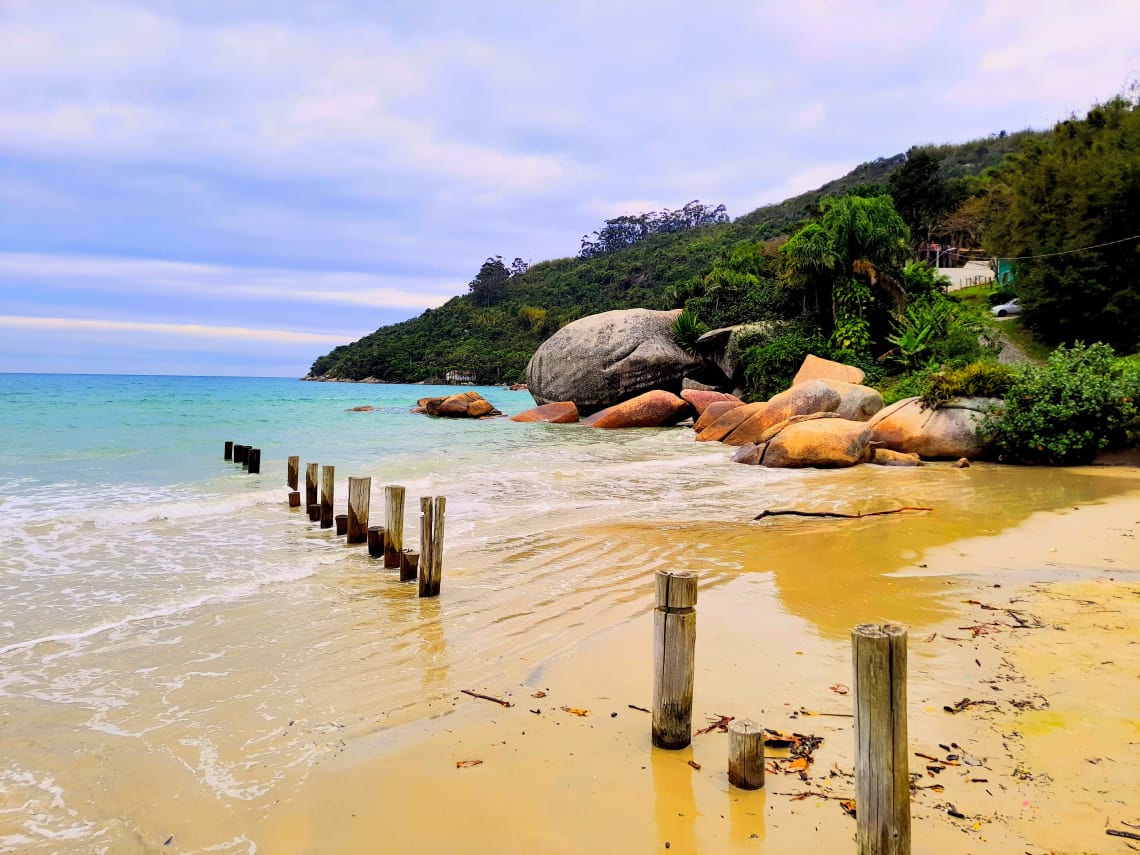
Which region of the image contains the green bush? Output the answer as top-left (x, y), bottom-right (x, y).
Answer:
top-left (670, 308), bottom-right (708, 356)
top-left (919, 361), bottom-right (1013, 410)
top-left (981, 343), bottom-right (1139, 464)
top-left (740, 326), bottom-right (831, 401)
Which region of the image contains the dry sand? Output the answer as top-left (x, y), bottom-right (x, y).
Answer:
top-left (253, 469), bottom-right (1139, 855)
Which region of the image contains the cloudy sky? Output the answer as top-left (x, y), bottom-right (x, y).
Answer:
top-left (1, 1), bottom-right (1137, 376)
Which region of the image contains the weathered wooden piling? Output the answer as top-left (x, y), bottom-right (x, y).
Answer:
top-left (287, 456), bottom-right (299, 490)
top-left (383, 485), bottom-right (405, 568)
top-left (224, 441), bottom-right (234, 461)
top-left (417, 496), bottom-right (445, 597)
top-left (852, 623), bottom-right (910, 855)
top-left (305, 463), bottom-right (318, 509)
top-left (728, 718), bottom-right (765, 790)
top-left (319, 465), bottom-right (335, 529)
top-left (367, 525), bottom-right (385, 558)
top-left (399, 549), bottom-right (419, 582)
top-left (288, 491), bottom-right (301, 508)
top-left (307, 503), bottom-right (320, 521)
top-left (347, 476), bottom-right (371, 544)
top-left (235, 444), bottom-right (248, 465)
top-left (652, 570), bottom-right (697, 750)
top-left (247, 448), bottom-right (261, 474)
top-left (335, 514), bottom-right (348, 536)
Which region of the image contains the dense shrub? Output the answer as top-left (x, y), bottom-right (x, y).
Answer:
top-left (740, 326), bottom-right (831, 401)
top-left (919, 361), bottom-right (1014, 410)
top-left (981, 343), bottom-right (1139, 464)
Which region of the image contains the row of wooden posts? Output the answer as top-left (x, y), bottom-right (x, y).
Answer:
top-left (223, 440), bottom-right (260, 474)
top-left (228, 443), bottom-right (445, 597)
top-left (652, 569), bottom-right (910, 855)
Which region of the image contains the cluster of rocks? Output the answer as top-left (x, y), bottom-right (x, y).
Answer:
top-left (409, 307), bottom-right (998, 467)
top-left (412, 392), bottom-right (502, 419)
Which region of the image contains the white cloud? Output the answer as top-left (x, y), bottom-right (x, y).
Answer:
top-left (0, 252), bottom-right (456, 310)
top-left (0, 315), bottom-right (351, 344)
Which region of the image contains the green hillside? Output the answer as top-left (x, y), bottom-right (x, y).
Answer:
top-left (307, 131), bottom-right (1044, 384)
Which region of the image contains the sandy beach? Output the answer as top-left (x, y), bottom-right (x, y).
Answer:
top-left (255, 467), bottom-right (1140, 855)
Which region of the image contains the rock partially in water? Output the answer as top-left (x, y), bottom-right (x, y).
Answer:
top-left (680, 389), bottom-right (742, 417)
top-left (871, 448), bottom-right (924, 467)
top-left (347, 406), bottom-right (375, 412)
top-left (731, 442), bottom-right (766, 465)
top-left (818, 380), bottom-right (884, 421)
top-left (414, 392), bottom-right (502, 418)
top-left (511, 402), bottom-right (580, 424)
top-left (761, 418), bottom-right (873, 468)
top-left (696, 402), bottom-right (766, 442)
top-left (582, 390), bottom-right (692, 429)
top-left (693, 400), bottom-right (744, 433)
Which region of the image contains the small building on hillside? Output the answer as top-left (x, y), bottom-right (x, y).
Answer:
top-left (444, 369), bottom-right (477, 385)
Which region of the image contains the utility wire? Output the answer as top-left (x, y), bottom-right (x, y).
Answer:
top-left (992, 234), bottom-right (1140, 262)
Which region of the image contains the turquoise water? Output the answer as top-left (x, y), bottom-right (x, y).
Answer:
top-left (3, 374), bottom-right (1134, 852)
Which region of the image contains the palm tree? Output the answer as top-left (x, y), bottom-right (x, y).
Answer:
top-left (779, 195), bottom-right (911, 351)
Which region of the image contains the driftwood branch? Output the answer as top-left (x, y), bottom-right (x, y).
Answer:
top-left (755, 507), bottom-right (933, 521)
top-left (461, 689), bottom-right (513, 707)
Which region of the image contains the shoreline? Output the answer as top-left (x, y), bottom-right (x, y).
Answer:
top-left (258, 474), bottom-right (1140, 854)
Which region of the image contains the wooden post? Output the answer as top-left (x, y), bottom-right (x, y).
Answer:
top-left (652, 570), bottom-right (697, 749)
top-left (235, 444), bottom-right (247, 465)
top-left (728, 718), bottom-right (765, 790)
top-left (287, 456), bottom-right (299, 490)
top-left (347, 476), bottom-right (370, 544)
top-left (247, 448), bottom-right (261, 474)
top-left (320, 465), bottom-right (334, 529)
top-left (418, 496), bottom-right (444, 597)
top-left (399, 549), bottom-right (419, 582)
top-left (241, 446), bottom-right (251, 469)
top-left (335, 514), bottom-right (348, 536)
top-left (418, 497), bottom-right (434, 596)
top-left (288, 491), bottom-right (301, 508)
top-left (367, 525), bottom-right (385, 558)
top-left (224, 441), bottom-right (233, 461)
top-left (305, 463), bottom-right (318, 510)
top-left (852, 623), bottom-right (910, 855)
top-left (383, 485), bottom-right (406, 568)
top-left (307, 503), bottom-right (320, 521)
top-left (430, 496), bottom-right (445, 593)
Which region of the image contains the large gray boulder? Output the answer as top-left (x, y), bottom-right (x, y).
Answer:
top-left (694, 321), bottom-right (787, 386)
top-left (525, 309), bottom-right (701, 414)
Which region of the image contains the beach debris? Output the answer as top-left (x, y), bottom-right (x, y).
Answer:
top-left (532, 690), bottom-right (547, 698)
top-left (461, 689), bottom-right (513, 708)
top-left (829, 684), bottom-right (849, 695)
top-left (456, 759), bottom-right (483, 769)
top-left (687, 760), bottom-right (702, 771)
top-left (947, 806), bottom-right (966, 819)
top-left (754, 506), bottom-right (933, 521)
top-left (1107, 828), bottom-right (1140, 842)
top-left (943, 697), bottom-right (997, 714)
top-left (628, 704), bottom-right (650, 713)
top-left (793, 707), bottom-right (853, 718)
top-left (163, 836), bottom-right (173, 847)
top-left (840, 799), bottom-right (857, 818)
top-left (695, 714), bottom-right (734, 736)
top-left (561, 706), bottom-right (590, 716)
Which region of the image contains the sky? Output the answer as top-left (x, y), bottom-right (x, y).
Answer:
top-left (1, 1), bottom-right (1137, 376)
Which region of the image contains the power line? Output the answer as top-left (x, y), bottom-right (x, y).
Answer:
top-left (993, 234), bottom-right (1140, 262)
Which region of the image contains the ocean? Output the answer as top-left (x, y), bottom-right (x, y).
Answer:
top-left (1, 373), bottom-right (1135, 853)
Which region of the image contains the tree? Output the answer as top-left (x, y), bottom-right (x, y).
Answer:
top-left (468, 256), bottom-right (511, 308)
top-left (779, 195), bottom-right (911, 356)
top-left (888, 150), bottom-right (966, 246)
top-left (980, 97), bottom-right (1140, 351)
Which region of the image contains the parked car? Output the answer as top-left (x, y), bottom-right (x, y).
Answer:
top-left (991, 299), bottom-right (1021, 317)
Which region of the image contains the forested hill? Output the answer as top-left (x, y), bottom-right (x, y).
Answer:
top-left (307, 130), bottom-right (1042, 384)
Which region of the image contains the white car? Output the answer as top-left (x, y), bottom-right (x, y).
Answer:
top-left (991, 299), bottom-right (1021, 317)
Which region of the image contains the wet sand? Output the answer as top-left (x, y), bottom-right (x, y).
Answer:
top-left (258, 468), bottom-right (1140, 855)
